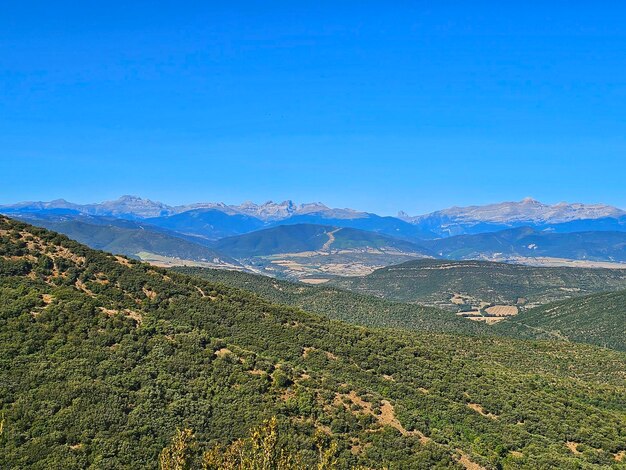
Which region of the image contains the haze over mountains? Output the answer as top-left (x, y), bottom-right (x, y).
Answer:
top-left (3, 194), bottom-right (626, 234)
top-left (3, 195), bottom-right (626, 279)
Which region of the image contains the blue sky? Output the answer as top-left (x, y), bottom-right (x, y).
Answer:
top-left (1, 2), bottom-right (625, 215)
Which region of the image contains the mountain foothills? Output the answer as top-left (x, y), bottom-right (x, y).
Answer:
top-left (2, 216), bottom-right (626, 469)
top-left (330, 259), bottom-right (626, 310)
top-left (12, 212), bottom-right (239, 268)
top-left (3, 195), bottom-right (626, 277)
top-left (174, 265), bottom-right (626, 352)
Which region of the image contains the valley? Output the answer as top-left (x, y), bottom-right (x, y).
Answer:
top-left (330, 259), bottom-right (626, 312)
top-left (6, 6), bottom-right (626, 468)
top-left (3, 200), bottom-right (626, 467)
top-left (2, 216), bottom-right (626, 469)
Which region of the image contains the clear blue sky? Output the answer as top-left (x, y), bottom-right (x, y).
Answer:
top-left (1, 1), bottom-right (625, 215)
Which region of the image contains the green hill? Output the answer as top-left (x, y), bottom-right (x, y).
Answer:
top-left (330, 258), bottom-right (626, 311)
top-left (214, 223), bottom-right (426, 258)
top-left (171, 267), bottom-right (487, 336)
top-left (213, 224), bottom-right (429, 280)
top-left (15, 214), bottom-right (238, 267)
top-left (493, 290), bottom-right (626, 351)
top-left (421, 226), bottom-right (626, 263)
top-left (2, 216), bottom-right (626, 469)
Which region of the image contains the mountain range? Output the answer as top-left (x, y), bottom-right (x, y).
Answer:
top-left (3, 195), bottom-right (626, 277)
top-left (4, 195), bottom-right (625, 235)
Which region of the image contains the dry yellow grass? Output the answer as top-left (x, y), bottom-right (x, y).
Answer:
top-left (485, 305), bottom-right (519, 317)
top-left (467, 403), bottom-right (498, 419)
top-left (300, 278), bottom-right (330, 285)
top-left (566, 441), bottom-right (582, 454)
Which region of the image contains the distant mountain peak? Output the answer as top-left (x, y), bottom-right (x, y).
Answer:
top-left (521, 197), bottom-right (540, 204)
top-left (403, 199), bottom-right (626, 237)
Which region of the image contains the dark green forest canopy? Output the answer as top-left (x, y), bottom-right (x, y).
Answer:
top-left (172, 266), bottom-right (488, 337)
top-left (177, 265), bottom-right (626, 353)
top-left (330, 259), bottom-right (626, 310)
top-left (1, 216), bottom-right (626, 469)
top-left (492, 289), bottom-right (626, 351)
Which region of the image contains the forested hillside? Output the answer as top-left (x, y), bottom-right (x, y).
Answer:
top-left (214, 223), bottom-right (426, 258)
top-left (331, 259), bottom-right (626, 310)
top-left (15, 213), bottom-right (237, 267)
top-left (172, 267), bottom-right (486, 336)
top-left (1, 216), bottom-right (626, 469)
top-left (493, 290), bottom-right (626, 351)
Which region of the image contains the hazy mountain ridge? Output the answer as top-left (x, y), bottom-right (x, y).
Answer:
top-left (4, 196), bottom-right (626, 241)
top-left (4, 196), bottom-right (626, 271)
top-left (401, 198), bottom-right (626, 237)
top-left (0, 196), bottom-right (368, 222)
top-left (421, 226), bottom-right (626, 263)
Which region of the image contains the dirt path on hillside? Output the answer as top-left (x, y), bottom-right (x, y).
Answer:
top-left (321, 229), bottom-right (341, 252)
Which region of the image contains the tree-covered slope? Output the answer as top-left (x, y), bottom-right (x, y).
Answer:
top-left (493, 290), bottom-right (626, 351)
top-left (145, 208), bottom-right (266, 240)
top-left (421, 227), bottom-right (626, 263)
top-left (331, 259), bottom-right (626, 311)
top-left (1, 216), bottom-right (626, 469)
top-left (171, 267), bottom-right (487, 336)
top-left (14, 213), bottom-right (237, 266)
top-left (271, 213), bottom-right (437, 240)
top-left (213, 223), bottom-right (427, 258)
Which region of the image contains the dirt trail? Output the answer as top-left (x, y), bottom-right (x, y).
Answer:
top-left (336, 392), bottom-right (430, 444)
top-left (457, 451), bottom-right (486, 470)
top-left (321, 229), bottom-right (341, 252)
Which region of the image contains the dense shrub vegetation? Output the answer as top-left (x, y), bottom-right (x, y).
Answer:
top-left (330, 259), bottom-right (626, 311)
top-left (493, 289), bottom-right (626, 351)
top-left (172, 267), bottom-right (487, 336)
top-left (1, 216), bottom-right (626, 469)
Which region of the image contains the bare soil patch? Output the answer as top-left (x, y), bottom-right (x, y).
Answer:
top-left (467, 403), bottom-right (498, 419)
top-left (566, 441), bottom-right (582, 454)
top-left (142, 287), bottom-right (157, 300)
top-left (485, 305), bottom-right (518, 317)
top-left (300, 278), bottom-right (330, 285)
top-left (457, 451), bottom-right (486, 470)
top-left (214, 348), bottom-right (233, 358)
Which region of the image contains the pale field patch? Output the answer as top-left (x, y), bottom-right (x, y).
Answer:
top-left (485, 305), bottom-right (519, 316)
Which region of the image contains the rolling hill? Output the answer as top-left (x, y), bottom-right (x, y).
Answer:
top-left (422, 226), bottom-right (626, 264)
top-left (330, 259), bottom-right (626, 311)
top-left (172, 267), bottom-right (487, 336)
top-left (213, 224), bottom-right (431, 279)
top-left (271, 213), bottom-right (436, 240)
top-left (493, 290), bottom-right (626, 351)
top-left (214, 224), bottom-right (427, 258)
top-left (13, 213), bottom-right (238, 268)
top-left (2, 215), bottom-right (626, 468)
